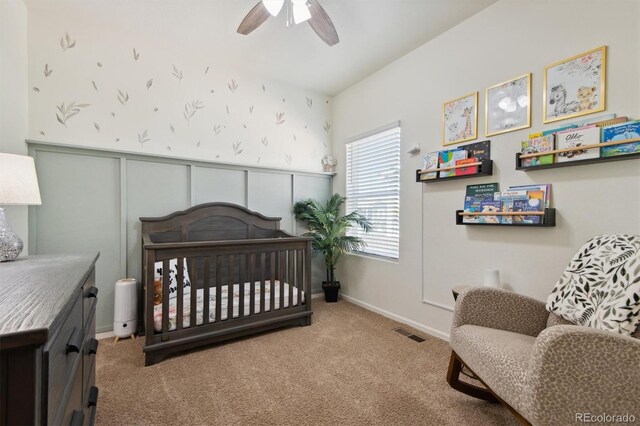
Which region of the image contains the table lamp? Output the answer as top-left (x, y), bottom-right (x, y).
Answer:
top-left (0, 153), bottom-right (42, 262)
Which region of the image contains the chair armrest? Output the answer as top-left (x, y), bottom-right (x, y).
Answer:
top-left (452, 287), bottom-right (549, 337)
top-left (523, 325), bottom-right (640, 424)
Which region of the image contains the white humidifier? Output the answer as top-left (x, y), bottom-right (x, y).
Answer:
top-left (113, 278), bottom-right (138, 341)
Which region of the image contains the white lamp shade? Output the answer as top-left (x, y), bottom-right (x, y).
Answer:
top-left (292, 0), bottom-right (311, 24)
top-left (263, 0), bottom-right (284, 16)
top-left (0, 153), bottom-right (42, 205)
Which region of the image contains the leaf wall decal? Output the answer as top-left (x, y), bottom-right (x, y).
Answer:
top-left (33, 87), bottom-right (40, 92)
top-left (306, 97), bottom-right (313, 108)
top-left (55, 101), bottom-right (89, 127)
top-left (204, 66), bottom-right (210, 75)
top-left (228, 79), bottom-right (238, 93)
top-left (213, 124), bottom-right (221, 135)
top-left (117, 90), bottom-right (130, 105)
top-left (94, 122), bottom-right (100, 132)
top-left (97, 62), bottom-right (103, 68)
top-left (146, 79), bottom-right (153, 89)
top-left (133, 48), bottom-right (140, 61)
top-left (232, 141), bottom-right (243, 156)
top-left (275, 112), bottom-right (285, 125)
top-left (92, 81), bottom-right (98, 91)
top-left (44, 64), bottom-right (52, 77)
top-left (60, 32), bottom-right (76, 51)
top-left (171, 64), bottom-right (183, 82)
top-left (138, 129), bottom-right (150, 145)
top-left (184, 100), bottom-right (204, 126)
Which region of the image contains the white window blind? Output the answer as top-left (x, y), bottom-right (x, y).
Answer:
top-left (345, 124), bottom-right (400, 260)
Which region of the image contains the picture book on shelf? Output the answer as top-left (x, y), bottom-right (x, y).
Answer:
top-left (439, 149), bottom-right (467, 178)
top-left (463, 183), bottom-right (499, 224)
top-left (529, 124), bottom-right (577, 139)
top-left (496, 189), bottom-right (529, 224)
top-left (521, 135), bottom-right (554, 167)
top-left (460, 140), bottom-right (490, 161)
top-left (478, 200), bottom-right (502, 224)
top-left (420, 151), bottom-right (439, 180)
top-left (455, 158), bottom-right (478, 176)
top-left (601, 120), bottom-right (640, 157)
top-left (555, 125), bottom-right (600, 163)
top-left (508, 183), bottom-right (551, 208)
top-left (512, 198), bottom-right (543, 224)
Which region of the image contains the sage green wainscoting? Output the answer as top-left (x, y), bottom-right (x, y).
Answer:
top-left (28, 141), bottom-right (333, 332)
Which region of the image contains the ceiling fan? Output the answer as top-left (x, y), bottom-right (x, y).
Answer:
top-left (237, 0), bottom-right (340, 47)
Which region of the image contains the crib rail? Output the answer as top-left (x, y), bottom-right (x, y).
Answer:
top-left (143, 236), bottom-right (312, 344)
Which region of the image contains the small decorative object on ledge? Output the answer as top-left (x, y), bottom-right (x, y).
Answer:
top-left (0, 153), bottom-right (42, 262)
top-left (321, 155), bottom-right (337, 173)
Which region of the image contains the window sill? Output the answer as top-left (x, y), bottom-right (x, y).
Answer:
top-left (346, 251), bottom-right (399, 264)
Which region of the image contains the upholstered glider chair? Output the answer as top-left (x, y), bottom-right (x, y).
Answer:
top-left (447, 234), bottom-right (640, 425)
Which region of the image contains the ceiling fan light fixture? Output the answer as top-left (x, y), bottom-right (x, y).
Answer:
top-left (263, 0), bottom-right (284, 17)
top-left (292, 0), bottom-right (311, 24)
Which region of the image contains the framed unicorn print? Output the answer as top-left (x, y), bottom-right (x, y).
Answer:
top-left (485, 73), bottom-right (531, 137)
top-left (443, 92), bottom-right (478, 146)
top-left (543, 46), bottom-right (606, 124)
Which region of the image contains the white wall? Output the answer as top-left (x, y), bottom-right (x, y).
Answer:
top-left (0, 0), bottom-right (30, 253)
top-left (27, 1), bottom-right (331, 172)
top-left (332, 0), bottom-right (640, 339)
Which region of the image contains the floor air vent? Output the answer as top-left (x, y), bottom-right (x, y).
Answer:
top-left (394, 328), bottom-right (426, 342)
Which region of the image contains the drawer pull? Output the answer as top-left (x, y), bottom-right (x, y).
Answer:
top-left (70, 409), bottom-right (84, 426)
top-left (88, 386), bottom-right (99, 407)
top-left (66, 327), bottom-right (84, 354)
top-left (88, 338), bottom-right (99, 355)
top-left (86, 287), bottom-right (99, 299)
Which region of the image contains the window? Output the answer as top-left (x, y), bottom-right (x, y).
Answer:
top-left (345, 123), bottom-right (400, 260)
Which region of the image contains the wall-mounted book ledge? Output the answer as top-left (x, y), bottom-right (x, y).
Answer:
top-left (516, 138), bottom-right (640, 171)
top-left (416, 159), bottom-right (493, 183)
top-left (455, 208), bottom-right (556, 227)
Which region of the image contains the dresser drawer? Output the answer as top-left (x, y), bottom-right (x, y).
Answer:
top-left (44, 291), bottom-right (83, 420)
top-left (82, 269), bottom-right (98, 328)
top-left (83, 309), bottom-right (97, 397)
top-left (55, 359), bottom-right (84, 426)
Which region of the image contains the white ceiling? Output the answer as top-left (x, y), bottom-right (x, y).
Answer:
top-left (24, 0), bottom-right (497, 96)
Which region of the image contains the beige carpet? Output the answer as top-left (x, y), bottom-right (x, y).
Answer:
top-left (96, 301), bottom-right (516, 425)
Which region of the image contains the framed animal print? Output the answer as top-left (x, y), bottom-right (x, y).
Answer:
top-left (443, 92), bottom-right (478, 146)
top-left (485, 73), bottom-right (531, 137)
top-left (543, 46), bottom-right (606, 124)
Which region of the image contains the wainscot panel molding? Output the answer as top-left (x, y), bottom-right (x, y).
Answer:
top-left (28, 140), bottom-right (333, 332)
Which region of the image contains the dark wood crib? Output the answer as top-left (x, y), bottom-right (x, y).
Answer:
top-left (141, 202), bottom-right (312, 366)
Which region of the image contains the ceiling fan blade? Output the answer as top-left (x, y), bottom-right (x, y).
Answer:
top-left (237, 1), bottom-right (272, 35)
top-left (307, 0), bottom-right (339, 46)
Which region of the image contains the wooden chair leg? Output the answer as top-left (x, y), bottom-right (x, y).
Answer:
top-left (446, 351), bottom-right (498, 402)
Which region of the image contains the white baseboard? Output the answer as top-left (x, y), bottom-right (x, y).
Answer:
top-left (340, 294), bottom-right (450, 342)
top-left (96, 330), bottom-right (115, 340)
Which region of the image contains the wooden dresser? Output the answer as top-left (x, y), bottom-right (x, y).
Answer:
top-left (0, 254), bottom-right (100, 426)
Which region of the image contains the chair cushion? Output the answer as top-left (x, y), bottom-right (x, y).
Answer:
top-left (546, 234), bottom-right (640, 336)
top-left (451, 324), bottom-right (535, 413)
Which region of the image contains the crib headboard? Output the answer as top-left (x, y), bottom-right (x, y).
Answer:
top-left (140, 202), bottom-right (286, 243)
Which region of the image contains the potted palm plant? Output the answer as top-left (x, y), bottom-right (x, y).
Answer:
top-left (293, 194), bottom-right (371, 302)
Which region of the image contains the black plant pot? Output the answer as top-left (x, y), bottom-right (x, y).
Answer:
top-left (322, 281), bottom-right (340, 303)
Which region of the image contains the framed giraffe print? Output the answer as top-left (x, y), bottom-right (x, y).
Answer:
top-left (543, 46), bottom-right (607, 123)
top-left (443, 92), bottom-right (478, 146)
top-left (485, 73), bottom-right (531, 137)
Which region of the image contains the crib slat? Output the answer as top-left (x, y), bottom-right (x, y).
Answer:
top-left (215, 255), bottom-right (222, 323)
top-left (189, 257), bottom-right (197, 328)
top-left (270, 251), bottom-right (276, 312)
top-left (203, 257), bottom-right (210, 324)
top-left (228, 255), bottom-right (234, 320)
top-left (296, 249), bottom-right (303, 306)
top-left (176, 258), bottom-right (184, 330)
top-left (239, 254), bottom-right (245, 318)
top-left (279, 251), bottom-right (285, 309)
top-left (288, 250), bottom-right (295, 308)
top-left (249, 253), bottom-right (256, 315)
top-left (162, 259), bottom-right (170, 334)
top-left (259, 252), bottom-right (266, 314)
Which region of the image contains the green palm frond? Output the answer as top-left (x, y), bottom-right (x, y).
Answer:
top-left (293, 194), bottom-right (371, 272)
